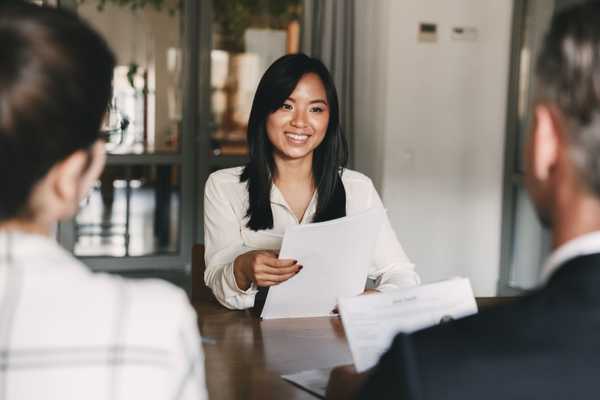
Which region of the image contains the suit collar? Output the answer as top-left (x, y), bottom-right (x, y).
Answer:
top-left (541, 231), bottom-right (600, 284)
top-left (545, 252), bottom-right (600, 294)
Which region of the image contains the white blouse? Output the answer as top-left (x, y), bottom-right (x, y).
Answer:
top-left (203, 166), bottom-right (420, 310)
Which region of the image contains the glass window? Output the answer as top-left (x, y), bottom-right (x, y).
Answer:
top-left (514, 0), bottom-right (555, 173)
top-left (209, 0), bottom-right (303, 157)
top-left (30, 0), bottom-right (59, 5)
top-left (79, 0), bottom-right (183, 155)
top-left (59, 0), bottom-right (193, 266)
top-left (75, 164), bottom-right (180, 257)
top-left (500, 0), bottom-right (554, 293)
top-left (508, 186), bottom-right (551, 289)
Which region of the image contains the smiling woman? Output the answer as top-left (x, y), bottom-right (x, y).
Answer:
top-left (203, 53), bottom-right (421, 310)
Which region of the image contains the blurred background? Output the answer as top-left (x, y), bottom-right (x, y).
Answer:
top-left (31, 0), bottom-right (597, 297)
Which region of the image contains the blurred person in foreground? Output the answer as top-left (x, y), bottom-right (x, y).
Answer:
top-left (327, 3), bottom-right (600, 399)
top-left (0, 2), bottom-right (207, 399)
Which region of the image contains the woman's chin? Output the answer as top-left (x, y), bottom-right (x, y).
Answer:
top-left (275, 147), bottom-right (313, 161)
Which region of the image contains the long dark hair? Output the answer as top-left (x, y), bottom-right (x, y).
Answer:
top-left (241, 53), bottom-right (348, 231)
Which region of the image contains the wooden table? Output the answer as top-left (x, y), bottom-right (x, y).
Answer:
top-left (193, 297), bottom-right (513, 400)
top-left (194, 301), bottom-right (352, 400)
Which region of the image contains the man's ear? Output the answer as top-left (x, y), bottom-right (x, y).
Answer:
top-left (532, 104), bottom-right (560, 182)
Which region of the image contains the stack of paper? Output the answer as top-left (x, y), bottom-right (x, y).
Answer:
top-left (261, 208), bottom-right (385, 319)
top-left (338, 277), bottom-right (478, 372)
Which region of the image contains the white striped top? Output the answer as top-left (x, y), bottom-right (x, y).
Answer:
top-left (0, 230), bottom-right (207, 400)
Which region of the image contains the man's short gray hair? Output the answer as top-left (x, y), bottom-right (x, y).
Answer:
top-left (536, 3), bottom-right (600, 194)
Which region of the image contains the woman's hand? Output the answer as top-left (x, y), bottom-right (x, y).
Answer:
top-left (233, 250), bottom-right (301, 291)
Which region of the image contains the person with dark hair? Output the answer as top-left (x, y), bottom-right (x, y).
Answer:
top-left (204, 53), bottom-right (420, 310)
top-left (0, 3), bottom-right (206, 398)
top-left (326, 3), bottom-right (600, 399)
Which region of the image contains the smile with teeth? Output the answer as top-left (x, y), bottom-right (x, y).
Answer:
top-left (285, 132), bottom-right (311, 143)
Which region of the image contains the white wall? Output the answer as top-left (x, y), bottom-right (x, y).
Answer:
top-left (354, 0), bottom-right (513, 295)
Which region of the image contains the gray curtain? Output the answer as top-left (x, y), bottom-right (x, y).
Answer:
top-left (302, 0), bottom-right (355, 167)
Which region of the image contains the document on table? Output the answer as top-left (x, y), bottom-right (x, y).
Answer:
top-left (260, 208), bottom-right (385, 319)
top-left (339, 277), bottom-right (478, 372)
top-left (281, 368), bottom-right (331, 399)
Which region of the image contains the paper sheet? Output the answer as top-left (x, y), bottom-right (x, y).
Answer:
top-left (338, 277), bottom-right (478, 372)
top-left (260, 208), bottom-right (385, 319)
top-left (281, 368), bottom-right (331, 399)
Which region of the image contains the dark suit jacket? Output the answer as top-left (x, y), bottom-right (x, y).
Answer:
top-left (358, 254), bottom-right (600, 400)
